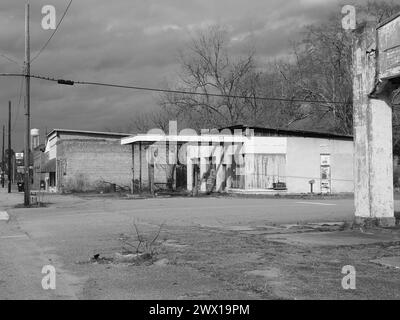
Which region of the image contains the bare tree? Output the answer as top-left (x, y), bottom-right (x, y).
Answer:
top-left (359, 0), bottom-right (400, 23)
top-left (160, 25), bottom-right (255, 128)
top-left (276, 17), bottom-right (353, 134)
top-left (126, 109), bottom-right (172, 133)
top-left (238, 66), bottom-right (316, 128)
top-left (104, 108), bottom-right (173, 134)
top-left (129, 1), bottom-right (400, 138)
top-left (274, 1), bottom-right (400, 135)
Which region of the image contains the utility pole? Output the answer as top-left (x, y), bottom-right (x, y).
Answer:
top-left (1, 125), bottom-right (4, 188)
top-left (8, 101), bottom-right (12, 193)
top-left (24, 3), bottom-right (31, 206)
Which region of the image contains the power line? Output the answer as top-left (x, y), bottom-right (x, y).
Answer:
top-left (30, 0), bottom-right (73, 63)
top-left (0, 53), bottom-right (20, 66)
top-left (75, 81), bottom-right (350, 106)
top-left (0, 71), bottom-right (25, 132)
top-left (12, 74), bottom-right (24, 132)
top-left (0, 73), bottom-right (25, 77)
top-left (6, 72), bottom-right (400, 109)
top-left (29, 74), bottom-right (351, 106)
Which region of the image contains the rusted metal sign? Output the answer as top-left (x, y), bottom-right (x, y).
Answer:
top-left (377, 12), bottom-right (400, 79)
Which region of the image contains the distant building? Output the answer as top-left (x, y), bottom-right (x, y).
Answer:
top-left (32, 143), bottom-right (45, 189)
top-left (38, 129), bottom-right (132, 192)
top-left (121, 124), bottom-right (354, 194)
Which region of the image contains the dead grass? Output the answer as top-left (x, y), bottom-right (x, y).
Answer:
top-left (157, 225), bottom-right (400, 299)
top-left (119, 220), bottom-right (165, 259)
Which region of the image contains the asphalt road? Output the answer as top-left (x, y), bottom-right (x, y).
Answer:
top-left (0, 190), bottom-right (399, 299)
top-left (14, 194), bottom-right (357, 226)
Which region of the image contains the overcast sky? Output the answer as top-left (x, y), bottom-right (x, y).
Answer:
top-left (0, 0), bottom-right (355, 150)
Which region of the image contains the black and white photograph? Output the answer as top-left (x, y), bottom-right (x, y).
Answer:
top-left (0, 0), bottom-right (399, 307)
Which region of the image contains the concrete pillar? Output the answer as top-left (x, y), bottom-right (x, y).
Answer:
top-left (353, 24), bottom-right (395, 227)
top-left (215, 146), bottom-right (225, 192)
top-left (148, 164), bottom-right (154, 194)
top-left (187, 158), bottom-right (193, 192)
top-left (199, 156), bottom-right (207, 192)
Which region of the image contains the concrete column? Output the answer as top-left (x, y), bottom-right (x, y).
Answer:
top-left (187, 158), bottom-right (193, 192)
top-left (354, 97), bottom-right (394, 225)
top-left (131, 143), bottom-right (135, 194)
top-left (199, 156), bottom-right (207, 192)
top-left (353, 24), bottom-right (395, 227)
top-left (215, 146), bottom-right (225, 192)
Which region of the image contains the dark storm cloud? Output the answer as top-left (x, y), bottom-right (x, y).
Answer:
top-left (0, 0), bottom-right (347, 149)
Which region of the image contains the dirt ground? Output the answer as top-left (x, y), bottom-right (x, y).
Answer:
top-left (153, 225), bottom-right (400, 299)
top-left (1, 190), bottom-right (400, 300)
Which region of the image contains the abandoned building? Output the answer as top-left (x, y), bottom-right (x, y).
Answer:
top-left (34, 129), bottom-right (132, 192)
top-left (121, 125), bottom-right (354, 194)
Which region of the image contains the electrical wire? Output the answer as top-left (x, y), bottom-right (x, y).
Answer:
top-left (0, 53), bottom-right (20, 66)
top-left (30, 0), bottom-right (73, 63)
top-left (75, 81), bottom-right (350, 106)
top-left (29, 74), bottom-right (351, 106)
top-left (0, 73), bottom-right (24, 77)
top-left (0, 72), bottom-right (24, 132)
top-left (4, 72), bottom-right (399, 110)
top-left (11, 75), bottom-right (24, 133)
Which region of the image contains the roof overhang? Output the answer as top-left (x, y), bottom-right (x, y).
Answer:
top-left (47, 129), bottom-right (131, 139)
top-left (121, 134), bottom-right (248, 145)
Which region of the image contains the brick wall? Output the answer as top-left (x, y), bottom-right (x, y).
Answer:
top-left (32, 150), bottom-right (42, 190)
top-left (57, 139), bottom-right (132, 192)
top-left (32, 148), bottom-right (48, 190)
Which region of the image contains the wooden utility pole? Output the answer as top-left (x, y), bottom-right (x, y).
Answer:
top-left (1, 125), bottom-right (4, 188)
top-left (24, 3), bottom-right (31, 205)
top-left (8, 101), bottom-right (11, 193)
top-left (139, 142), bottom-right (142, 192)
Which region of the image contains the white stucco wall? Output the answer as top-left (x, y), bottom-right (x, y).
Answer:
top-left (185, 136), bottom-right (353, 194)
top-left (286, 137), bottom-right (353, 193)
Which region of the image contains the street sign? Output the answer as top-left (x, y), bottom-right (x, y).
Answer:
top-left (377, 12), bottom-right (400, 79)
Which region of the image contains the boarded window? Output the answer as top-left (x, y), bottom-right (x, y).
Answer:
top-left (245, 154), bottom-right (286, 189)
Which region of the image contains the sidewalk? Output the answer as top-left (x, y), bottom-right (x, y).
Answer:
top-left (0, 186), bottom-right (80, 299)
top-left (0, 186), bottom-right (24, 211)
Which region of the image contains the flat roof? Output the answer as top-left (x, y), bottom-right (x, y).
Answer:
top-left (47, 129), bottom-right (131, 138)
top-left (121, 134), bottom-right (248, 145)
top-left (222, 125), bottom-right (353, 141)
top-left (121, 124), bottom-right (353, 145)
